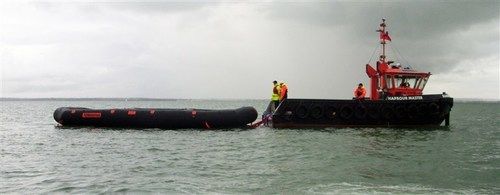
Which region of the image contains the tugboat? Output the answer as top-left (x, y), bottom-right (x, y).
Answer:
top-left (271, 19), bottom-right (453, 128)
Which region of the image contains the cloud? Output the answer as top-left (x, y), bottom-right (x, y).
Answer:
top-left (266, 1), bottom-right (499, 72)
top-left (0, 1), bottom-right (498, 99)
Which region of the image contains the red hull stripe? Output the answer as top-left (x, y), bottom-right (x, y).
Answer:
top-left (82, 112), bottom-right (101, 118)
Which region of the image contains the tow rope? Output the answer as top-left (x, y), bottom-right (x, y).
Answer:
top-left (249, 114), bottom-right (272, 128)
top-left (249, 101), bottom-right (277, 128)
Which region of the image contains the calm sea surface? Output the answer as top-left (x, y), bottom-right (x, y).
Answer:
top-left (1, 100), bottom-right (499, 194)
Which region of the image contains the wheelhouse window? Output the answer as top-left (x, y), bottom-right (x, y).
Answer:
top-left (418, 76), bottom-right (429, 90)
top-left (394, 75), bottom-right (419, 89)
top-left (384, 75), bottom-right (394, 89)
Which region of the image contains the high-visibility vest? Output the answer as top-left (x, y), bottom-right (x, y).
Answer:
top-left (271, 84), bottom-right (280, 101)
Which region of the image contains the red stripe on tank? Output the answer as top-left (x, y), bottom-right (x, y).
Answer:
top-left (82, 112), bottom-right (101, 118)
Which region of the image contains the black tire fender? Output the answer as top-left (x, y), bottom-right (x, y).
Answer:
top-left (417, 103), bottom-right (428, 117)
top-left (354, 105), bottom-right (367, 119)
top-left (394, 105), bottom-right (407, 119)
top-left (381, 105), bottom-right (394, 120)
top-left (309, 104), bottom-right (323, 119)
top-left (367, 105), bottom-right (380, 119)
top-left (295, 105), bottom-right (309, 119)
top-left (429, 103), bottom-right (440, 115)
top-left (325, 106), bottom-right (338, 119)
top-left (340, 105), bottom-right (354, 120)
top-left (407, 103), bottom-right (419, 119)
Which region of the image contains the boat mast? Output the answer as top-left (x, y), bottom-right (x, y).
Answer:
top-left (379, 18), bottom-right (387, 62)
top-left (366, 18), bottom-right (391, 101)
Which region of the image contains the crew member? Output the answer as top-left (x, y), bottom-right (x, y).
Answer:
top-left (400, 82), bottom-right (410, 88)
top-left (279, 82), bottom-right (288, 102)
top-left (271, 80), bottom-right (281, 111)
top-left (354, 83), bottom-right (366, 100)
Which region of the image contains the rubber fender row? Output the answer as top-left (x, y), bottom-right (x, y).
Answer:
top-left (379, 103), bottom-right (434, 120)
top-left (292, 104), bottom-right (349, 120)
top-left (362, 102), bottom-right (442, 120)
top-left (292, 102), bottom-right (442, 120)
top-left (293, 104), bottom-right (333, 119)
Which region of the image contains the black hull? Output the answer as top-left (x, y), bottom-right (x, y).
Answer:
top-left (54, 107), bottom-right (258, 129)
top-left (272, 95), bottom-right (453, 128)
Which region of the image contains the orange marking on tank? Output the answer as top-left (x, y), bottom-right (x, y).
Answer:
top-left (82, 112), bottom-right (101, 118)
top-left (128, 110), bottom-right (136, 116)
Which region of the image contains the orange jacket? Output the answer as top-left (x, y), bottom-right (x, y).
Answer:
top-left (354, 86), bottom-right (366, 99)
top-left (279, 84), bottom-right (288, 100)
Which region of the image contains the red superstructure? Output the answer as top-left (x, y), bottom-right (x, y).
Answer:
top-left (365, 19), bottom-right (431, 100)
top-left (269, 18), bottom-right (453, 128)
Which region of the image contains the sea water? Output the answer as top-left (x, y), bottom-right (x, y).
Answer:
top-left (1, 99), bottom-right (499, 194)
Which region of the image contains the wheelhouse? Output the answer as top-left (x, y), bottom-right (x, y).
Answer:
top-left (364, 18), bottom-right (432, 100)
top-left (381, 68), bottom-right (431, 97)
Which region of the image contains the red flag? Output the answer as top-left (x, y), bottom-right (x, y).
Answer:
top-left (381, 31), bottom-right (392, 41)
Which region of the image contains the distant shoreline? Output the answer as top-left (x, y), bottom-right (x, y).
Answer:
top-left (0, 97), bottom-right (498, 102)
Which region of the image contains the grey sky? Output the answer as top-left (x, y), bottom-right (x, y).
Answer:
top-left (1, 1), bottom-right (499, 99)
